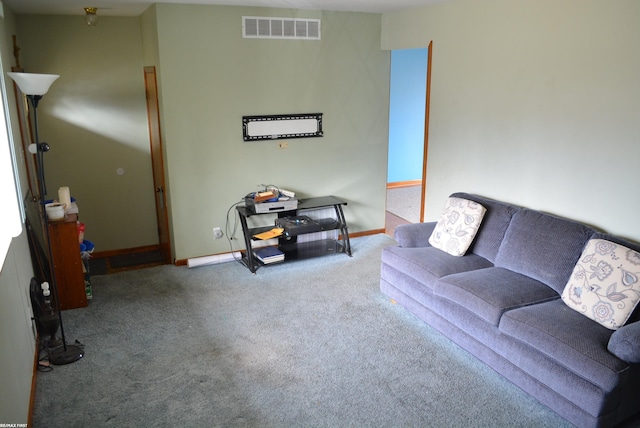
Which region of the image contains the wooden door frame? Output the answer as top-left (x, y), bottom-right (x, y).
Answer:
top-left (143, 66), bottom-right (172, 264)
top-left (419, 41), bottom-right (433, 223)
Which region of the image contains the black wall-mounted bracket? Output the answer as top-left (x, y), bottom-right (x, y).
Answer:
top-left (242, 113), bottom-right (323, 141)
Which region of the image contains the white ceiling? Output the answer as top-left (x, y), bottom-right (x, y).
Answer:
top-left (2, 0), bottom-right (443, 17)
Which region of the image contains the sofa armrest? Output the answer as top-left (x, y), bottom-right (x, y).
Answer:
top-left (608, 321), bottom-right (640, 363)
top-left (394, 222), bottom-right (437, 248)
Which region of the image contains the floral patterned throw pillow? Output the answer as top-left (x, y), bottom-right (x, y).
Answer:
top-left (428, 197), bottom-right (486, 257)
top-left (562, 239), bottom-right (640, 330)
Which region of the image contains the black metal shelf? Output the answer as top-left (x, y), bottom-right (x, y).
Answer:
top-left (236, 196), bottom-right (352, 273)
top-left (280, 239), bottom-right (346, 260)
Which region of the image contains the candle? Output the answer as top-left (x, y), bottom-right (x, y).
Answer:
top-left (58, 186), bottom-right (71, 211)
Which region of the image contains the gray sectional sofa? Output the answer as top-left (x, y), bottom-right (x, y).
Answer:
top-left (380, 192), bottom-right (640, 428)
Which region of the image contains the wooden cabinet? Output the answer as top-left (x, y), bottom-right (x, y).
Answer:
top-left (48, 214), bottom-right (87, 310)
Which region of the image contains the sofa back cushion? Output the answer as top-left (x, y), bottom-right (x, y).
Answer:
top-left (494, 208), bottom-right (595, 294)
top-left (451, 193), bottom-right (518, 263)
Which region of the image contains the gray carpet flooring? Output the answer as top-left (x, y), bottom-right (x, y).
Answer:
top-left (33, 235), bottom-right (571, 428)
top-left (387, 186), bottom-right (421, 223)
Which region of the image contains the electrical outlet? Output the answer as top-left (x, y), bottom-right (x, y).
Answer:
top-left (213, 227), bottom-right (223, 239)
top-left (277, 141), bottom-right (289, 149)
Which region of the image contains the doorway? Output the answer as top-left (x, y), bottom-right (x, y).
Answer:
top-left (386, 42), bottom-right (432, 234)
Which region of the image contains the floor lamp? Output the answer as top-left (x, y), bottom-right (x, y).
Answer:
top-left (8, 72), bottom-right (84, 365)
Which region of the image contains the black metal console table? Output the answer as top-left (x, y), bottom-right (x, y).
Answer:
top-left (236, 196), bottom-right (352, 273)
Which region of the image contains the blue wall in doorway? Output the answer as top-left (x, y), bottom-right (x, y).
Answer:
top-left (388, 47), bottom-right (428, 183)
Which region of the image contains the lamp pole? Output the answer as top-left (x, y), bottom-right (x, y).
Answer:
top-left (8, 72), bottom-right (84, 365)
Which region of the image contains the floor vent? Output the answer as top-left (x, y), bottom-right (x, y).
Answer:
top-left (243, 16), bottom-right (321, 40)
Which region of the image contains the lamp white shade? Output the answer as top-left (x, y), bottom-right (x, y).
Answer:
top-left (7, 72), bottom-right (59, 96)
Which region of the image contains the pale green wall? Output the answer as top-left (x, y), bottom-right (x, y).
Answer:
top-left (382, 0), bottom-right (640, 242)
top-left (13, 6), bottom-right (389, 261)
top-left (140, 5), bottom-right (176, 257)
top-left (154, 5), bottom-right (389, 260)
top-left (0, 6), bottom-right (37, 424)
top-left (140, 5), bottom-right (160, 68)
top-left (16, 15), bottom-right (158, 251)
top-left (0, 231), bottom-right (35, 424)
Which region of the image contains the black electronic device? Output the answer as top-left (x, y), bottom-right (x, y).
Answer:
top-left (276, 215), bottom-right (340, 237)
top-left (277, 216), bottom-right (311, 225)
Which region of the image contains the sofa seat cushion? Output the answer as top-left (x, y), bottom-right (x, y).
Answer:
top-left (435, 267), bottom-right (559, 326)
top-left (381, 246), bottom-right (493, 292)
top-left (380, 263), bottom-right (435, 308)
top-left (499, 299), bottom-right (628, 392)
top-left (495, 209), bottom-right (595, 294)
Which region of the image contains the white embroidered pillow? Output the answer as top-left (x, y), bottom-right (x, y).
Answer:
top-left (562, 239), bottom-right (640, 330)
top-left (428, 197), bottom-right (486, 257)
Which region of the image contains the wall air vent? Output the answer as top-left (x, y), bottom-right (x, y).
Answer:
top-left (242, 16), bottom-right (321, 40)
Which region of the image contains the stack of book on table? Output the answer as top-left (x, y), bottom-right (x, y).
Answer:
top-left (253, 246), bottom-right (284, 264)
